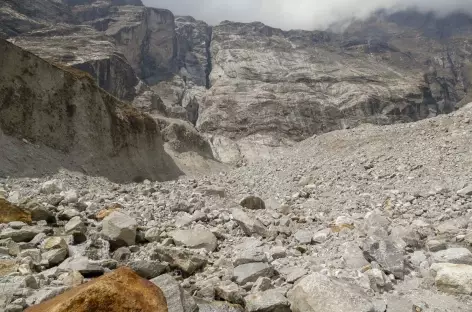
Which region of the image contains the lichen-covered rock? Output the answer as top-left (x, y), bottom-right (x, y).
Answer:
top-left (25, 267), bottom-right (168, 312)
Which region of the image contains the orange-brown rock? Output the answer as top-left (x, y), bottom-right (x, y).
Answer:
top-left (0, 198), bottom-right (32, 224)
top-left (26, 267), bottom-right (168, 312)
top-left (95, 203), bottom-right (124, 220)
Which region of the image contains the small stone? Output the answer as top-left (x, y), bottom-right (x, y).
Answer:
top-left (112, 247), bottom-right (131, 262)
top-left (152, 245), bottom-right (207, 275)
top-left (426, 239), bottom-right (447, 252)
top-left (215, 281), bottom-right (245, 305)
top-left (233, 262), bottom-right (274, 285)
top-left (251, 277), bottom-right (272, 292)
top-left (9, 221), bottom-right (26, 229)
top-left (233, 248), bottom-right (267, 266)
top-left (23, 275), bottom-right (39, 289)
top-left (58, 256), bottom-right (104, 278)
top-left (457, 185), bottom-right (472, 196)
top-left (62, 190), bottom-right (78, 204)
top-left (432, 248), bottom-right (472, 265)
top-left (58, 270), bottom-right (84, 287)
top-left (231, 208), bottom-right (267, 237)
top-left (312, 228), bottom-right (331, 244)
top-left (129, 260), bottom-right (168, 279)
top-left (144, 227), bottom-right (161, 242)
top-left (245, 289), bottom-right (291, 312)
top-left (40, 180), bottom-right (63, 194)
top-left (58, 208), bottom-right (80, 221)
top-left (269, 246), bottom-right (286, 260)
top-left (240, 196), bottom-right (266, 210)
top-left (294, 230), bottom-right (313, 244)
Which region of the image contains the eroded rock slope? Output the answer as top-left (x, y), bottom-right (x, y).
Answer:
top-left (0, 39), bottom-right (182, 182)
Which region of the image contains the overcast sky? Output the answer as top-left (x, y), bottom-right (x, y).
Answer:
top-left (142, 0), bottom-right (472, 30)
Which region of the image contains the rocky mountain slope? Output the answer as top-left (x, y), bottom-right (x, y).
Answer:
top-left (0, 39), bottom-right (182, 182)
top-left (2, 1), bottom-right (472, 312)
top-left (6, 1), bottom-right (472, 164)
top-left (2, 102), bottom-right (472, 312)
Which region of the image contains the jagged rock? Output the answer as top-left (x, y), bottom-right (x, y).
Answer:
top-left (195, 185), bottom-right (226, 198)
top-left (431, 248), bottom-right (472, 265)
top-left (0, 227), bottom-right (41, 242)
top-left (152, 245), bottom-right (207, 275)
top-left (244, 290), bottom-right (291, 312)
top-left (426, 240), bottom-right (448, 252)
top-left (151, 273), bottom-right (198, 312)
top-left (170, 229), bottom-right (218, 252)
top-left (431, 263), bottom-right (472, 295)
top-left (215, 281), bottom-right (244, 305)
top-left (0, 260), bottom-right (18, 277)
top-left (233, 248), bottom-right (267, 266)
top-left (294, 230), bottom-right (313, 245)
top-left (231, 208), bottom-right (267, 237)
top-left (57, 271), bottom-right (84, 287)
top-left (30, 205), bottom-right (55, 224)
top-left (129, 260), bottom-right (168, 279)
top-left (233, 262), bottom-right (274, 285)
top-left (251, 277), bottom-right (272, 292)
top-left (457, 185), bottom-right (472, 196)
top-left (58, 257), bottom-right (104, 278)
top-left (25, 267), bottom-right (168, 312)
top-left (287, 273), bottom-right (381, 312)
top-left (102, 211), bottom-right (137, 248)
top-left (0, 198), bottom-right (31, 224)
top-left (240, 196), bottom-right (266, 210)
top-left (112, 247), bottom-right (131, 262)
top-left (145, 228), bottom-right (161, 242)
top-left (40, 180), bottom-right (63, 195)
top-left (312, 228), bottom-right (331, 244)
top-left (64, 217), bottom-right (87, 244)
top-left (0, 39), bottom-right (182, 183)
top-left (41, 237), bottom-right (69, 266)
top-left (197, 301), bottom-right (244, 312)
top-left (362, 237), bottom-right (405, 279)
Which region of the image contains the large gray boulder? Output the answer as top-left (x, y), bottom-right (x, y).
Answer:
top-left (362, 237), bottom-right (405, 279)
top-left (151, 273), bottom-right (198, 312)
top-left (431, 263), bottom-right (472, 295)
top-left (101, 211), bottom-right (137, 248)
top-left (170, 229), bottom-right (218, 252)
top-left (287, 273), bottom-right (381, 312)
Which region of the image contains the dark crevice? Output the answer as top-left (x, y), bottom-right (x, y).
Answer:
top-left (205, 26), bottom-right (213, 89)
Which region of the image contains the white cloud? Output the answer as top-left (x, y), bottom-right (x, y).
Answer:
top-left (142, 0), bottom-right (472, 30)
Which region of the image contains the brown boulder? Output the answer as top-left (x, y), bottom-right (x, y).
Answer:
top-left (26, 267), bottom-right (168, 312)
top-left (0, 198), bottom-right (32, 224)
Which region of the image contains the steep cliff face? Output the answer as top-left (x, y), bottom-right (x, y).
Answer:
top-left (9, 25), bottom-right (142, 102)
top-left (104, 6), bottom-right (176, 84)
top-left (0, 0), bottom-right (73, 38)
top-left (0, 39), bottom-right (182, 182)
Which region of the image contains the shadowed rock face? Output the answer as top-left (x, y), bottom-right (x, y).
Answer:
top-left (9, 25), bottom-right (141, 102)
top-left (0, 39), bottom-right (182, 182)
top-left (0, 0), bottom-right (73, 38)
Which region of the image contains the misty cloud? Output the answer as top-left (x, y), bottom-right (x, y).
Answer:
top-left (142, 0), bottom-right (472, 30)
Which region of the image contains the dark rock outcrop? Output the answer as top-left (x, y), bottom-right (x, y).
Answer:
top-left (0, 39), bottom-right (182, 182)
